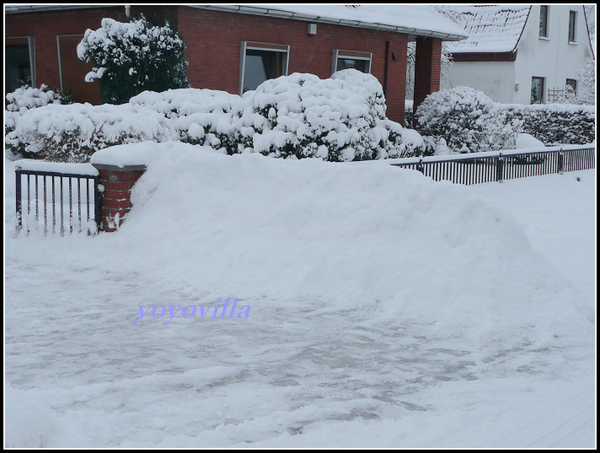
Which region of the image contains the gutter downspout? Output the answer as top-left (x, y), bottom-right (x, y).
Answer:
top-left (384, 41), bottom-right (390, 96)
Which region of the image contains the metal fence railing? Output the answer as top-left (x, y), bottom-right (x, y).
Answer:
top-left (15, 164), bottom-right (102, 235)
top-left (391, 146), bottom-right (595, 185)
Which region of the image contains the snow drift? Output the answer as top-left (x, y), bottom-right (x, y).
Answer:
top-left (89, 141), bottom-right (592, 351)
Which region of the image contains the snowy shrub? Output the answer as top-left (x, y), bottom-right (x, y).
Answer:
top-left (5, 84), bottom-right (70, 115)
top-left (5, 84), bottom-right (72, 158)
top-left (574, 58), bottom-right (595, 106)
top-left (227, 70), bottom-right (425, 161)
top-left (8, 71), bottom-right (427, 163)
top-left (129, 88), bottom-right (240, 152)
top-left (502, 104), bottom-right (595, 145)
top-left (6, 103), bottom-right (173, 162)
top-left (77, 15), bottom-right (189, 104)
top-left (415, 86), bottom-right (521, 153)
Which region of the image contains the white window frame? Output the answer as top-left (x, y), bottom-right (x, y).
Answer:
top-left (539, 5), bottom-right (549, 38)
top-left (568, 10), bottom-right (577, 43)
top-left (332, 49), bottom-right (372, 74)
top-left (240, 41), bottom-right (289, 94)
top-left (531, 76), bottom-right (546, 104)
top-left (6, 36), bottom-right (36, 88)
top-left (57, 34), bottom-right (84, 93)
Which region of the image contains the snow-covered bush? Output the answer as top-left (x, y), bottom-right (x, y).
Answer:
top-left (6, 103), bottom-right (173, 162)
top-left (128, 88), bottom-right (240, 152)
top-left (575, 57), bottom-right (595, 105)
top-left (7, 71), bottom-right (427, 163)
top-left (503, 103), bottom-right (595, 145)
top-left (416, 86), bottom-right (521, 153)
top-left (77, 15), bottom-right (189, 104)
top-left (227, 69), bottom-right (425, 161)
top-left (5, 84), bottom-right (70, 115)
top-left (5, 84), bottom-right (72, 158)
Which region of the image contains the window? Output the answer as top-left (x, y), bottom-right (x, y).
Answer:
top-left (568, 10), bottom-right (577, 42)
top-left (241, 41), bottom-right (289, 93)
top-left (566, 78), bottom-right (577, 95)
top-left (5, 37), bottom-right (34, 93)
top-left (57, 35), bottom-right (101, 104)
top-left (539, 5), bottom-right (549, 37)
top-left (531, 77), bottom-right (545, 104)
top-left (333, 49), bottom-right (372, 74)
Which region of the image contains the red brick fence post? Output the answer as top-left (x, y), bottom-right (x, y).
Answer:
top-left (91, 163), bottom-right (146, 232)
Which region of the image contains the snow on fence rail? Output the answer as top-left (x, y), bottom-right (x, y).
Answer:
top-left (390, 145), bottom-right (595, 185)
top-left (15, 160), bottom-right (102, 236)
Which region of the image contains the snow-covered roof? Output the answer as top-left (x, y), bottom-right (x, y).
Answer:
top-left (5, 4), bottom-right (468, 41)
top-left (194, 4), bottom-right (468, 41)
top-left (439, 5), bottom-right (531, 53)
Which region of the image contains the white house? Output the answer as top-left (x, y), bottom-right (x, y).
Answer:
top-left (441, 5), bottom-right (595, 104)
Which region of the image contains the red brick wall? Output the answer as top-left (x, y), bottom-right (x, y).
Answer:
top-left (94, 165), bottom-right (146, 232)
top-left (413, 37), bottom-right (443, 116)
top-left (5, 6), bottom-right (177, 96)
top-left (6, 6), bottom-right (412, 123)
top-left (177, 7), bottom-right (408, 123)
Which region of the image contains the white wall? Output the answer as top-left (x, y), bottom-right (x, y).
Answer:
top-left (445, 61), bottom-right (517, 103)
top-left (515, 5), bottom-right (594, 104)
top-left (446, 5), bottom-right (594, 105)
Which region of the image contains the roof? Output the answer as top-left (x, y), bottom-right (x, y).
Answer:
top-left (438, 5), bottom-right (531, 53)
top-left (5, 3), bottom-right (468, 41)
top-left (194, 5), bottom-right (468, 41)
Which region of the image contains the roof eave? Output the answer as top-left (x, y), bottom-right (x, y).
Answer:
top-left (451, 50), bottom-right (518, 62)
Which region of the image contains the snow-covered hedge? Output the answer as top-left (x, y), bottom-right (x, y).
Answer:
top-left (5, 88), bottom-right (240, 162)
top-left (6, 103), bottom-right (172, 162)
top-left (129, 88), bottom-right (240, 152)
top-left (502, 104), bottom-right (595, 145)
top-left (6, 70), bottom-right (426, 162)
top-left (5, 85), bottom-right (73, 158)
top-left (227, 70), bottom-right (424, 161)
top-left (414, 86), bottom-right (595, 153)
top-left (415, 86), bottom-right (521, 153)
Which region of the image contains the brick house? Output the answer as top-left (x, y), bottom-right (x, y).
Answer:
top-left (5, 4), bottom-right (466, 124)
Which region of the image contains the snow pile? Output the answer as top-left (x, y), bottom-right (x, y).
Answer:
top-left (515, 133), bottom-right (545, 149)
top-left (90, 141), bottom-right (591, 350)
top-left (229, 70), bottom-right (424, 160)
top-left (5, 147), bottom-right (595, 447)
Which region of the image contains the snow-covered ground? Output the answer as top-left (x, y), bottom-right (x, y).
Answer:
top-left (4, 146), bottom-right (596, 448)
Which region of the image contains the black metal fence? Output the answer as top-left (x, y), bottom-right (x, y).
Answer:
top-left (15, 167), bottom-right (102, 235)
top-left (391, 146), bottom-right (595, 185)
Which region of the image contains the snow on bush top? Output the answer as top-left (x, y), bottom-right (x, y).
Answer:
top-left (129, 88), bottom-right (240, 117)
top-left (77, 15), bottom-right (188, 104)
top-left (7, 70), bottom-right (424, 162)
top-left (229, 69), bottom-right (421, 160)
top-left (5, 84), bottom-right (65, 113)
top-left (5, 85), bottom-right (69, 133)
top-left (77, 17), bottom-right (185, 82)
